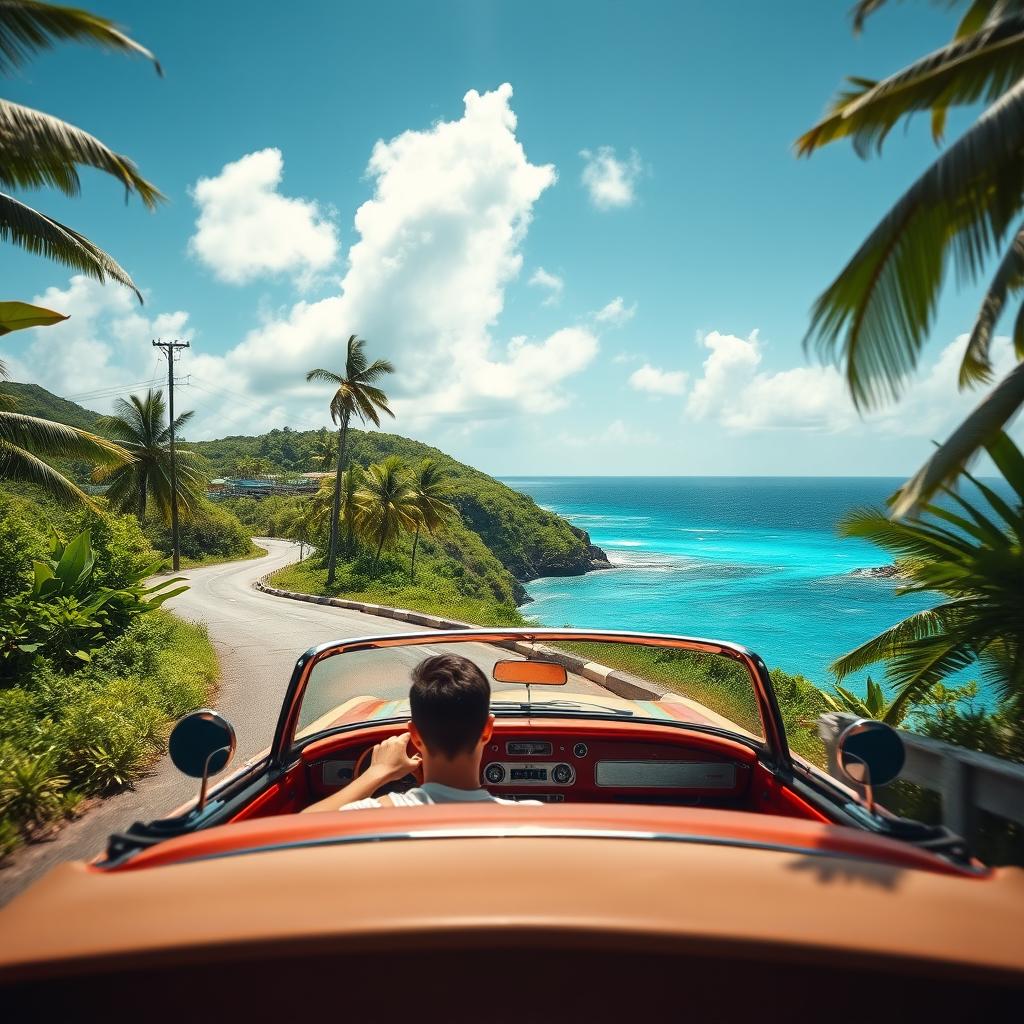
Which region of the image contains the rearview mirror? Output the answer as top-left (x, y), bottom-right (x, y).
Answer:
top-left (837, 718), bottom-right (905, 813)
top-left (493, 659), bottom-right (567, 685)
top-left (169, 709), bottom-right (236, 813)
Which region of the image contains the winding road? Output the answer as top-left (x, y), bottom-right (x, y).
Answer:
top-left (0, 539), bottom-right (603, 904)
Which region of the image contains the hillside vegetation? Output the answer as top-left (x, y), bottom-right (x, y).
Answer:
top-left (197, 426), bottom-right (607, 583)
top-left (0, 383), bottom-right (607, 617)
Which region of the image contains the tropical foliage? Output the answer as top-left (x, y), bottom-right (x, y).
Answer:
top-left (408, 458), bottom-right (456, 576)
top-left (799, 0), bottom-right (1024, 515)
top-left (0, 0), bottom-right (162, 296)
top-left (0, 492), bottom-right (216, 853)
top-left (0, 363), bottom-right (127, 508)
top-left (831, 432), bottom-right (1024, 721)
top-left (93, 389), bottom-right (207, 523)
top-left (0, 527), bottom-right (186, 679)
top-left (354, 455), bottom-right (420, 563)
top-left (306, 334), bottom-right (394, 585)
top-left (820, 675), bottom-right (904, 725)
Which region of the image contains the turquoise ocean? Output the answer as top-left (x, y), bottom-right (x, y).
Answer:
top-left (503, 476), bottom-right (977, 694)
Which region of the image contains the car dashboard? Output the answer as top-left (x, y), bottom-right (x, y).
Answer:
top-left (255, 719), bottom-right (825, 820)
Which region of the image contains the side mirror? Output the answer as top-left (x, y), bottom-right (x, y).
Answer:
top-left (169, 709), bottom-right (236, 814)
top-left (837, 718), bottom-right (905, 814)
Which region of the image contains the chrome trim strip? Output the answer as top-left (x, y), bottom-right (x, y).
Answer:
top-left (132, 826), bottom-right (984, 876)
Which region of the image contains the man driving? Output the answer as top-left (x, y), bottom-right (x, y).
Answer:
top-left (303, 653), bottom-right (536, 810)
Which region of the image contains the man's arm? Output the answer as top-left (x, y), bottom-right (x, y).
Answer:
top-left (302, 733), bottom-right (421, 813)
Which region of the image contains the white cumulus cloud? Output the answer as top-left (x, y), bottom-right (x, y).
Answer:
top-left (528, 266), bottom-right (564, 305)
top-left (182, 84), bottom-right (597, 437)
top-left (580, 146), bottom-right (643, 209)
top-left (685, 328), bottom-right (1020, 438)
top-left (629, 363), bottom-right (688, 396)
top-left (594, 296), bottom-right (636, 326)
top-left (3, 276), bottom-right (194, 409)
top-left (189, 148), bottom-right (339, 286)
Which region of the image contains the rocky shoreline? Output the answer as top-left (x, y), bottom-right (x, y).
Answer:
top-left (514, 527), bottom-right (613, 605)
top-left (849, 564), bottom-right (904, 581)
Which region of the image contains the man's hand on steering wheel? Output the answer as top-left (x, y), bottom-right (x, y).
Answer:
top-left (367, 733), bottom-right (422, 785)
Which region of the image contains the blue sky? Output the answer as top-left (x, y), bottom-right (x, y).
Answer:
top-left (3, 0), bottom-right (1012, 476)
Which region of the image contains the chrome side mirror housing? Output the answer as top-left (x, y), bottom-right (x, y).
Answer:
top-left (168, 709), bottom-right (236, 813)
top-left (837, 718), bottom-right (905, 814)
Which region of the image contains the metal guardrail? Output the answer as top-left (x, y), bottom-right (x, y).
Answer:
top-left (818, 712), bottom-right (1024, 844)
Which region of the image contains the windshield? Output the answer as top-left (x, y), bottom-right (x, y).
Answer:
top-left (290, 631), bottom-right (770, 751)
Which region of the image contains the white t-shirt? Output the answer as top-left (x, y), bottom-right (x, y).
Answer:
top-left (342, 781), bottom-right (540, 810)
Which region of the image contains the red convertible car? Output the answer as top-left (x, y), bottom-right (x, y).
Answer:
top-left (1, 628), bottom-right (1022, 1017)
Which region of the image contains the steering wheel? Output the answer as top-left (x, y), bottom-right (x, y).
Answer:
top-left (353, 735), bottom-right (422, 794)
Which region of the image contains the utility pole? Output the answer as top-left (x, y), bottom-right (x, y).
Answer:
top-left (152, 339), bottom-right (190, 571)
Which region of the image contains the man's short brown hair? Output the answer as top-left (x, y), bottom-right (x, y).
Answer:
top-left (410, 654), bottom-right (490, 758)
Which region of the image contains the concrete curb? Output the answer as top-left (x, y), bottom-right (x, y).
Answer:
top-left (252, 573), bottom-right (666, 702)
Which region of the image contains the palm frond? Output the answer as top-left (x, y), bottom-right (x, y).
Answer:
top-left (963, 222), bottom-right (1024, 385)
top-left (0, 99), bottom-right (163, 207)
top-left (891, 363), bottom-right (1024, 516)
top-left (0, 408), bottom-right (126, 464)
top-left (0, 437), bottom-right (98, 509)
top-left (799, 14), bottom-right (1024, 157)
top-left (305, 367), bottom-right (345, 386)
top-left (0, 0), bottom-right (161, 75)
top-left (805, 78), bottom-right (1024, 410)
top-left (356, 357), bottom-right (396, 384)
top-left (0, 190), bottom-right (141, 300)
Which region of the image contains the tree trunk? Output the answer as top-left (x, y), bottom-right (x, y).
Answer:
top-left (374, 530), bottom-right (386, 566)
top-left (325, 418), bottom-right (348, 587)
top-left (411, 523), bottom-right (420, 578)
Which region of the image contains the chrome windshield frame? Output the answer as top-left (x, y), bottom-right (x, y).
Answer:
top-left (269, 628), bottom-right (792, 773)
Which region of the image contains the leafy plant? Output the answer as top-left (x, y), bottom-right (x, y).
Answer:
top-left (799, 1), bottom-right (1024, 514)
top-left (832, 432), bottom-right (1024, 720)
top-left (0, 814), bottom-right (20, 857)
top-left (0, 749), bottom-right (68, 829)
top-left (820, 676), bottom-right (906, 725)
top-left (74, 735), bottom-right (149, 793)
top-left (0, 528), bottom-right (187, 678)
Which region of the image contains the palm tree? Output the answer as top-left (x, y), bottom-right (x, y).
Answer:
top-left (340, 463), bottom-right (363, 556)
top-left (0, 366), bottom-right (127, 509)
top-left (306, 335), bottom-right (394, 585)
top-left (1, 1), bottom-right (163, 297)
top-left (408, 458), bottom-right (455, 577)
top-left (831, 431), bottom-right (1024, 721)
top-left (797, 1), bottom-right (1024, 515)
top-left (93, 389), bottom-right (206, 523)
top-left (354, 456), bottom-right (419, 566)
top-left (309, 429), bottom-right (336, 471)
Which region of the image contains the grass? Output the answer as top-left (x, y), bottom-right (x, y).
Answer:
top-left (270, 559), bottom-right (528, 627)
top-left (0, 611), bottom-right (219, 857)
top-left (179, 541), bottom-right (267, 570)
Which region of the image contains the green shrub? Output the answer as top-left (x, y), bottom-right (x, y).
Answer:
top-left (0, 612), bottom-right (218, 860)
top-left (145, 499), bottom-right (253, 562)
top-left (0, 815), bottom-right (21, 858)
top-left (0, 748), bottom-right (68, 830)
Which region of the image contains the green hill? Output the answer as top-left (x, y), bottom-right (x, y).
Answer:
top-left (0, 381), bottom-right (104, 432)
top-left (196, 426), bottom-right (609, 583)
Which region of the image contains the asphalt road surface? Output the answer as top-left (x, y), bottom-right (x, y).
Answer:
top-left (0, 539), bottom-right (603, 904)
